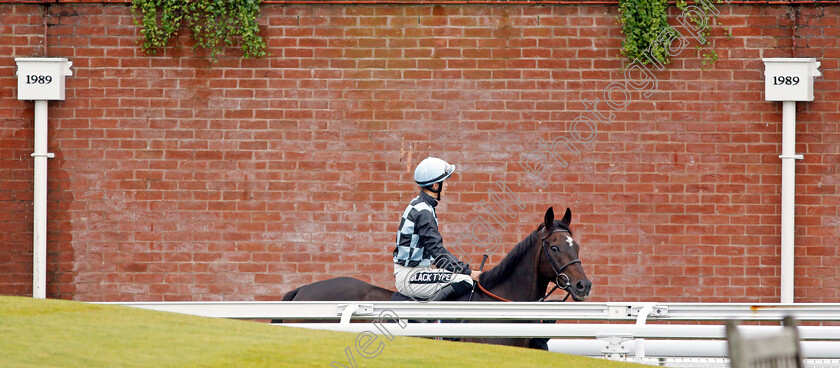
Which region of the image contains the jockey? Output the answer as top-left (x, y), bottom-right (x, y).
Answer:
top-left (392, 157), bottom-right (481, 301)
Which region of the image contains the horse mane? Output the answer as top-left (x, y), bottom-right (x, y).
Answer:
top-left (477, 228), bottom-right (541, 289)
top-left (477, 220), bottom-right (572, 289)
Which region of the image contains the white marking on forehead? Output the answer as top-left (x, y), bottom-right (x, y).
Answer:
top-left (565, 236), bottom-right (574, 247)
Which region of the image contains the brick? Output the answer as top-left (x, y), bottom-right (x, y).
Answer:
top-left (1, 3), bottom-right (839, 303)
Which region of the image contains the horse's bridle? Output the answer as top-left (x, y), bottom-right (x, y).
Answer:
top-left (538, 228), bottom-right (581, 302)
top-left (475, 227), bottom-right (582, 303)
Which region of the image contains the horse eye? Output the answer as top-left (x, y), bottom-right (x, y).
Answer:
top-left (550, 245), bottom-right (560, 252)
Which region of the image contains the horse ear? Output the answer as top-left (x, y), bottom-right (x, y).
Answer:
top-left (560, 207), bottom-right (572, 227)
top-left (544, 207), bottom-right (555, 230)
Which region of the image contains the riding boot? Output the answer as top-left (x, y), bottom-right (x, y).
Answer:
top-left (428, 280), bottom-right (472, 302)
top-left (428, 280), bottom-right (472, 341)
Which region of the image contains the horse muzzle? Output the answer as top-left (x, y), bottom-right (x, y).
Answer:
top-left (570, 279), bottom-right (592, 301)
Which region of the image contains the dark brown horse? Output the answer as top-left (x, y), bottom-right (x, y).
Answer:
top-left (281, 207), bottom-right (592, 348)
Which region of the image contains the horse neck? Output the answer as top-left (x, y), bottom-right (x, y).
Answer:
top-left (487, 240), bottom-right (550, 301)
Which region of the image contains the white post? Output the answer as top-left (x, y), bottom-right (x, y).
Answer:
top-left (15, 57), bottom-right (72, 299)
top-left (763, 58), bottom-right (820, 304)
top-left (32, 100), bottom-right (52, 299)
top-left (780, 101), bottom-right (798, 304)
top-left (634, 305), bottom-right (653, 358)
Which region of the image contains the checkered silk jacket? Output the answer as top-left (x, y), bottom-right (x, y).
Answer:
top-left (392, 191), bottom-right (471, 275)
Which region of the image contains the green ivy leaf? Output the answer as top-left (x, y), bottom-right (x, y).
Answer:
top-left (131, 0), bottom-right (266, 62)
top-left (618, 0), bottom-right (718, 68)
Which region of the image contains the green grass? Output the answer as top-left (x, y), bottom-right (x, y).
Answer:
top-left (0, 296), bottom-right (649, 367)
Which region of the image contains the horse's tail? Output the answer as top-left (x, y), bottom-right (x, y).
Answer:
top-left (272, 286), bottom-right (304, 324)
top-left (281, 285), bottom-right (302, 301)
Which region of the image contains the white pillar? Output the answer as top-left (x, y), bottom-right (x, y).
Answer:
top-left (32, 100), bottom-right (51, 299)
top-left (780, 101), bottom-right (798, 304)
top-left (763, 58), bottom-right (820, 303)
top-left (15, 58), bottom-right (72, 299)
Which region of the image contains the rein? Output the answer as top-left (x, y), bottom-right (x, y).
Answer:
top-left (476, 280), bottom-right (513, 302)
top-left (475, 228), bottom-right (580, 303)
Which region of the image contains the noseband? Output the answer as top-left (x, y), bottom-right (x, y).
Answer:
top-left (538, 228), bottom-right (581, 302)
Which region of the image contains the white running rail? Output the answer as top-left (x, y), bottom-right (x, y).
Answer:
top-left (98, 301), bottom-right (840, 322)
top-left (99, 301), bottom-right (840, 364)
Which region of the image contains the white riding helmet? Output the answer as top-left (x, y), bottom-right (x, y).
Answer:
top-left (414, 157), bottom-right (456, 187)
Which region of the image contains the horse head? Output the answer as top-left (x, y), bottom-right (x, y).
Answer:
top-left (537, 207), bottom-right (592, 301)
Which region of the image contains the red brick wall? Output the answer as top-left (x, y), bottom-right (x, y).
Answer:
top-left (1, 2), bottom-right (838, 302)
